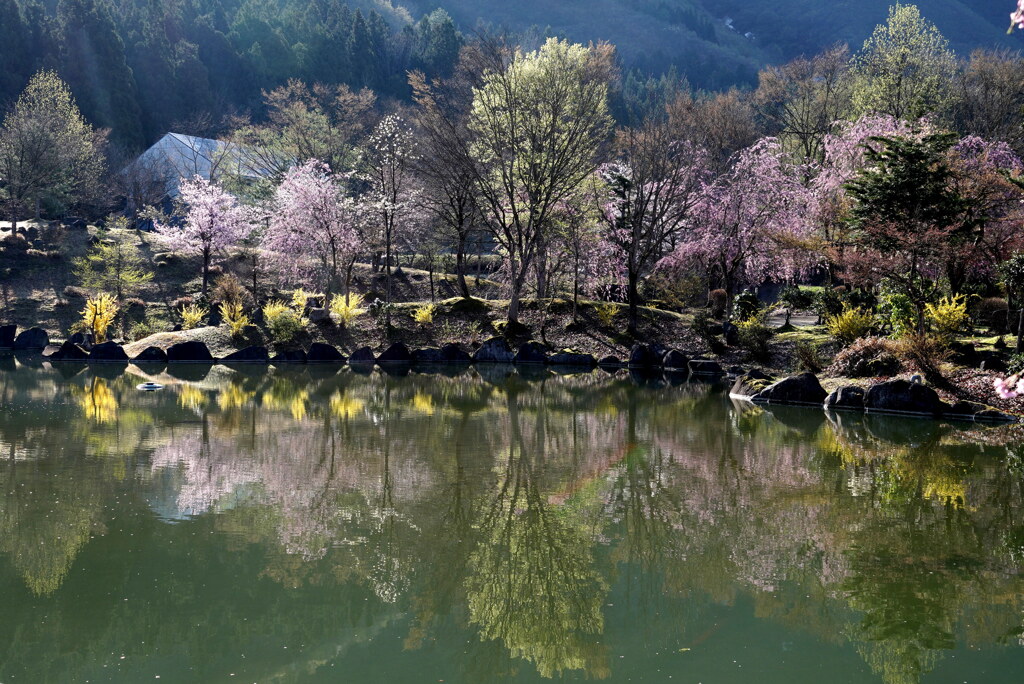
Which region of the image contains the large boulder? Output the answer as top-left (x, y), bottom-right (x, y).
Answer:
top-left (349, 346), bottom-right (376, 364)
top-left (166, 340), bottom-right (214, 363)
top-left (223, 346), bottom-right (269, 362)
top-left (48, 340), bottom-right (90, 362)
top-left (661, 349), bottom-right (689, 370)
top-left (308, 307), bottom-right (332, 324)
top-left (729, 369), bottom-right (774, 398)
top-left (514, 341), bottom-right (548, 364)
top-left (547, 352), bottom-right (596, 367)
top-left (378, 342), bottom-right (412, 363)
top-left (628, 344), bottom-right (660, 368)
top-left (89, 341), bottom-right (129, 362)
top-left (272, 349), bottom-right (307, 363)
top-left (439, 343), bottom-right (472, 363)
top-left (13, 327), bottom-right (48, 351)
top-left (688, 359), bottom-right (724, 376)
top-left (864, 379), bottom-right (947, 416)
top-left (69, 331), bottom-right (94, 350)
top-left (412, 347), bottom-right (445, 363)
top-left (473, 337), bottom-right (514, 363)
top-left (752, 372), bottom-right (827, 405)
top-left (308, 342), bottom-right (345, 362)
top-left (0, 324), bottom-right (16, 348)
top-left (947, 341), bottom-right (978, 367)
top-left (598, 355), bottom-right (624, 368)
top-left (824, 386), bottom-right (866, 411)
top-left (133, 346), bottom-right (168, 363)
top-left (943, 400), bottom-right (1016, 423)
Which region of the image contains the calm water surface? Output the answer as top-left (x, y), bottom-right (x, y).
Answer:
top-left (1, 356), bottom-right (1023, 684)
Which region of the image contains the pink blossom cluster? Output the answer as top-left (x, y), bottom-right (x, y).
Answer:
top-left (1013, 1), bottom-right (1024, 30)
top-left (157, 175), bottom-right (254, 255)
top-left (994, 374), bottom-right (1024, 400)
top-left (264, 159), bottom-right (363, 289)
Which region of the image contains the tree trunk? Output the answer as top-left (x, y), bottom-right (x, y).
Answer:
top-left (201, 248), bottom-right (211, 297)
top-left (627, 269), bottom-right (640, 333)
top-left (456, 234), bottom-right (470, 298)
top-left (1016, 306), bottom-right (1023, 354)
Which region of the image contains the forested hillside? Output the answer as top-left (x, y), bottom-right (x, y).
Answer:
top-left (0, 0), bottom-right (1020, 150)
top-left (0, 0), bottom-right (460, 148)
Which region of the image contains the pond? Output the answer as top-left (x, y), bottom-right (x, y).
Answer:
top-left (1, 357), bottom-right (1023, 683)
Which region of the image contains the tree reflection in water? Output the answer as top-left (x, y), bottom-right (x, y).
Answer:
top-left (0, 360), bottom-right (1022, 682)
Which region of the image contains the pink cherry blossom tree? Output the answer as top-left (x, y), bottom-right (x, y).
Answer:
top-left (810, 114), bottom-right (919, 277)
top-left (597, 124), bottom-right (711, 332)
top-left (157, 176), bottom-right (253, 297)
top-left (661, 137), bottom-right (815, 302)
top-left (265, 159), bottom-right (363, 300)
top-left (1012, 2), bottom-right (1024, 30)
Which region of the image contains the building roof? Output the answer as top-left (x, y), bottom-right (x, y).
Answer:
top-left (130, 132), bottom-right (267, 198)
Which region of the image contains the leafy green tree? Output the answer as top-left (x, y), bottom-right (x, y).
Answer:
top-left (843, 133), bottom-right (969, 329)
top-left (851, 4), bottom-right (958, 122)
top-left (72, 217), bottom-right (153, 303)
top-left (0, 70), bottom-right (105, 226)
top-left (469, 37), bottom-right (613, 324)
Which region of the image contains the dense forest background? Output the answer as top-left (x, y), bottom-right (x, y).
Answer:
top-left (0, 0), bottom-right (1021, 150)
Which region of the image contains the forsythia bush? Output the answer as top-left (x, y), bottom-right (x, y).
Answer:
top-left (329, 293), bottom-right (366, 327)
top-left (290, 288), bottom-right (321, 311)
top-left (925, 294), bottom-right (970, 340)
top-left (263, 301), bottom-right (305, 343)
top-left (180, 303), bottom-right (208, 330)
top-left (594, 301), bottom-right (618, 327)
top-left (413, 303), bottom-right (437, 326)
top-left (220, 300), bottom-right (250, 338)
top-left (826, 305), bottom-right (875, 344)
top-left (81, 293), bottom-right (119, 342)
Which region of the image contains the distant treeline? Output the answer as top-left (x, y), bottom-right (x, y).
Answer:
top-left (0, 0), bottom-right (463, 148)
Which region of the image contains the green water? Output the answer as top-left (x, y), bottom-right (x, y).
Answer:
top-left (1, 357), bottom-right (1023, 684)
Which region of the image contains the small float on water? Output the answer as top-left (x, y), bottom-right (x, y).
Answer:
top-left (136, 382), bottom-right (164, 391)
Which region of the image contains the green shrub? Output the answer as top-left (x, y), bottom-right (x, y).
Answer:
top-left (737, 312), bottom-right (774, 360)
top-left (779, 285), bottom-right (814, 324)
top-left (263, 301), bottom-right (306, 343)
top-left (734, 290), bottom-right (760, 320)
top-left (691, 310), bottom-right (724, 353)
top-left (793, 340), bottom-right (823, 373)
top-left (813, 287), bottom-right (845, 322)
top-left (880, 292), bottom-right (915, 338)
top-left (826, 305), bottom-right (875, 344)
top-left (329, 293), bottom-right (366, 327)
top-left (366, 298), bottom-right (395, 329)
top-left (128, 320), bottom-right (154, 342)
